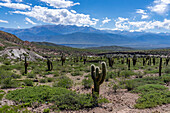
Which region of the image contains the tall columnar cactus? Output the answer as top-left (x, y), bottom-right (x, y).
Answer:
top-left (153, 57), bottom-right (156, 65)
top-left (126, 57), bottom-right (128, 64)
top-left (61, 55), bottom-right (66, 66)
top-left (91, 62), bottom-right (107, 95)
top-left (159, 57), bottom-right (162, 77)
top-left (149, 57), bottom-right (152, 65)
top-left (24, 56), bottom-right (28, 74)
top-left (128, 59), bottom-right (131, 70)
top-left (121, 58), bottom-right (124, 64)
top-left (147, 57), bottom-right (151, 65)
top-left (132, 55), bottom-right (137, 66)
top-left (108, 57), bottom-right (114, 67)
top-left (143, 57), bottom-right (146, 66)
top-left (166, 57), bottom-right (169, 66)
top-left (83, 56), bottom-right (87, 64)
top-left (47, 58), bottom-right (53, 71)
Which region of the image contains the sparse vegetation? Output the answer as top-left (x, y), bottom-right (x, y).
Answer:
top-left (0, 31), bottom-right (170, 112)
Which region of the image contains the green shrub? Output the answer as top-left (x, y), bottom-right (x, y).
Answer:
top-left (0, 94), bottom-right (4, 100)
top-left (121, 70), bottom-right (135, 78)
top-left (0, 46), bottom-right (4, 51)
top-left (132, 84), bottom-right (168, 94)
top-left (71, 70), bottom-right (82, 76)
top-left (27, 73), bottom-right (35, 78)
top-left (0, 69), bottom-right (20, 79)
top-left (0, 105), bottom-right (31, 112)
top-left (82, 78), bottom-right (93, 89)
top-left (0, 90), bottom-right (5, 100)
top-left (162, 75), bottom-right (170, 85)
top-left (43, 108), bottom-right (50, 113)
top-left (6, 86), bottom-right (106, 110)
top-left (135, 91), bottom-right (170, 109)
top-left (23, 79), bottom-right (33, 86)
top-left (3, 60), bottom-right (11, 65)
top-left (47, 78), bottom-right (53, 82)
top-left (125, 76), bottom-right (165, 89)
top-left (113, 84), bottom-right (118, 93)
top-left (164, 67), bottom-right (170, 74)
top-left (40, 79), bottom-right (47, 83)
top-left (53, 76), bottom-right (73, 88)
top-left (125, 80), bottom-right (135, 91)
top-left (1, 78), bottom-right (18, 89)
top-left (105, 72), bottom-right (115, 81)
top-left (53, 71), bottom-right (60, 77)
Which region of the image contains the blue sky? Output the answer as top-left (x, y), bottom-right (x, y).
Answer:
top-left (0, 0), bottom-right (170, 33)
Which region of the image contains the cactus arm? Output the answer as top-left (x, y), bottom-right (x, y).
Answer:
top-left (95, 67), bottom-right (100, 81)
top-left (51, 62), bottom-right (53, 71)
top-left (99, 62), bottom-right (107, 85)
top-left (91, 64), bottom-right (96, 81)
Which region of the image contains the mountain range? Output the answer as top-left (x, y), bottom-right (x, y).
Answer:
top-left (0, 25), bottom-right (170, 49)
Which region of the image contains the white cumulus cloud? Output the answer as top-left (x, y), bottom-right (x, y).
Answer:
top-left (0, 19), bottom-right (8, 23)
top-left (114, 17), bottom-right (170, 32)
top-left (40, 0), bottom-right (80, 8)
top-left (25, 17), bottom-right (36, 25)
top-left (114, 17), bottom-right (129, 30)
top-left (148, 0), bottom-right (170, 14)
top-left (0, 2), bottom-right (30, 10)
top-left (15, 0), bottom-right (22, 2)
top-left (0, 0), bottom-right (11, 3)
top-left (13, 6), bottom-right (98, 26)
top-left (102, 17), bottom-right (111, 25)
top-left (141, 15), bottom-right (149, 19)
top-left (136, 9), bottom-right (147, 14)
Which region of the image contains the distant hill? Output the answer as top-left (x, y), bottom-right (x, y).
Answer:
top-left (0, 31), bottom-right (96, 56)
top-left (87, 45), bottom-right (135, 51)
top-left (32, 42), bottom-right (67, 47)
top-left (0, 25), bottom-right (103, 36)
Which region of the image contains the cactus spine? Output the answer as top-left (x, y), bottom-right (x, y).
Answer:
top-left (91, 62), bottom-right (107, 95)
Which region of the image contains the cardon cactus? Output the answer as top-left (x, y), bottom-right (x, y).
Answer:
top-left (121, 58), bottom-right (124, 64)
top-left (159, 57), bottom-right (162, 77)
top-left (24, 56), bottom-right (28, 74)
top-left (83, 56), bottom-right (87, 64)
top-left (153, 57), bottom-right (156, 65)
top-left (47, 58), bottom-right (53, 71)
top-left (143, 57), bottom-right (146, 66)
top-left (132, 55), bottom-right (137, 66)
top-left (166, 57), bottom-right (169, 66)
top-left (108, 57), bottom-right (114, 67)
top-left (61, 55), bottom-right (66, 66)
top-left (91, 62), bottom-right (107, 95)
top-left (128, 59), bottom-right (131, 70)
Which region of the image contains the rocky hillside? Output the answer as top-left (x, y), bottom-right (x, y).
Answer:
top-left (0, 31), bottom-right (44, 60)
top-left (0, 31), bottom-right (23, 45)
top-left (0, 31), bottom-right (95, 57)
top-left (0, 47), bottom-right (44, 61)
